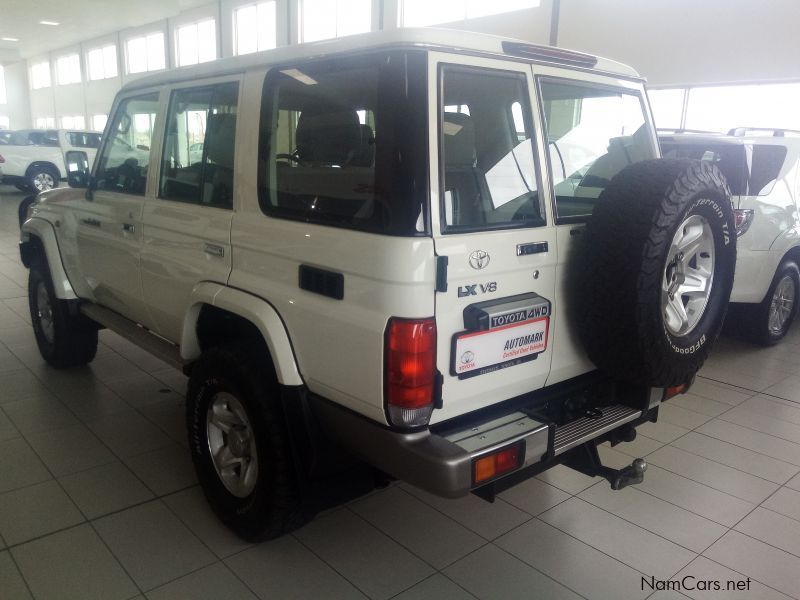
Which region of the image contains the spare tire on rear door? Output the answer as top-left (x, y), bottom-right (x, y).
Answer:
top-left (575, 158), bottom-right (736, 387)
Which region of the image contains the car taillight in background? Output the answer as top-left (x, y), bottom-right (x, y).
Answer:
top-left (385, 317), bottom-right (437, 428)
top-left (733, 208), bottom-right (754, 237)
top-left (0, 154), bottom-right (5, 163)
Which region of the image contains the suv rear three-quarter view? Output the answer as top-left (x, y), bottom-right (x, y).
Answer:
top-left (19, 29), bottom-right (737, 541)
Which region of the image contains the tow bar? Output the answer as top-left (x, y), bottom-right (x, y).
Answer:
top-left (564, 442), bottom-right (647, 490)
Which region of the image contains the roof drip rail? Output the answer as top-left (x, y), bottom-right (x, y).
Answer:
top-left (656, 128), bottom-right (722, 135)
top-left (727, 127), bottom-right (800, 138)
top-left (501, 41), bottom-right (598, 68)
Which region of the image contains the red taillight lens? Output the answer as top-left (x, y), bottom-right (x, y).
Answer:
top-left (664, 383), bottom-right (686, 400)
top-left (385, 317), bottom-right (436, 427)
top-left (0, 154), bottom-right (5, 163)
top-left (733, 208), bottom-right (754, 237)
top-left (473, 443), bottom-right (524, 485)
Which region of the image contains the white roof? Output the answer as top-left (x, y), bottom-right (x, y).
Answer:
top-left (658, 131), bottom-right (800, 146)
top-left (122, 27), bottom-right (640, 92)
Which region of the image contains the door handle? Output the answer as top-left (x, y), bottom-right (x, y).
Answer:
top-left (80, 217), bottom-right (101, 227)
top-left (204, 243), bottom-right (225, 258)
top-left (122, 223), bottom-right (135, 233)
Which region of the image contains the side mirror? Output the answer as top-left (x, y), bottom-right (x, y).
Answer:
top-left (67, 169), bottom-right (90, 189)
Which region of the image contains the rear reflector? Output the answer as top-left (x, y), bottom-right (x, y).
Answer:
top-left (473, 442), bottom-right (524, 485)
top-left (385, 317), bottom-right (437, 428)
top-left (664, 384), bottom-right (686, 400)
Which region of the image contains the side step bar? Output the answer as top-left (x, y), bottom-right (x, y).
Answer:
top-left (553, 404), bottom-right (642, 456)
top-left (81, 304), bottom-right (184, 370)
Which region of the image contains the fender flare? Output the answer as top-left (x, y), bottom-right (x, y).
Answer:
top-left (20, 218), bottom-right (78, 300)
top-left (26, 161), bottom-right (63, 180)
top-left (181, 282), bottom-right (303, 386)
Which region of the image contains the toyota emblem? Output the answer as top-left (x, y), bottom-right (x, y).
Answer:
top-left (460, 351), bottom-right (475, 364)
top-left (468, 250), bottom-right (490, 270)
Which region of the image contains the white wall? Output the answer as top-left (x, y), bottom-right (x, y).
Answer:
top-left (0, 62), bottom-right (32, 129)
top-left (557, 0), bottom-right (800, 86)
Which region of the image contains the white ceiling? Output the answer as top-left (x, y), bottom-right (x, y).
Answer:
top-left (0, 0), bottom-right (212, 62)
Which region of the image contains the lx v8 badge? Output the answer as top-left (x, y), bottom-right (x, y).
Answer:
top-left (458, 282), bottom-right (497, 297)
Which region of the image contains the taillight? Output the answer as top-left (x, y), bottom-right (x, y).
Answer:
top-left (385, 317), bottom-right (437, 428)
top-left (733, 209), bottom-right (754, 237)
top-left (0, 154), bottom-right (5, 163)
top-left (664, 383), bottom-right (686, 400)
top-left (473, 442), bottom-right (524, 485)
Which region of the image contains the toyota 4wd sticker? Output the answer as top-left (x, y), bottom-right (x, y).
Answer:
top-left (451, 317), bottom-right (549, 379)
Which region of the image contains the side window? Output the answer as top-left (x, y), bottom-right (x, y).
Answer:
top-left (95, 93), bottom-right (159, 195)
top-left (440, 67), bottom-right (542, 233)
top-left (539, 79), bottom-right (656, 222)
top-left (160, 82), bottom-right (239, 209)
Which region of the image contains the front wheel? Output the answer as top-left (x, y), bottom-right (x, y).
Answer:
top-left (187, 343), bottom-right (310, 541)
top-left (28, 260), bottom-right (98, 368)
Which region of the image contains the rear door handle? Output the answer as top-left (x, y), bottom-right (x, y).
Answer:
top-left (80, 218), bottom-right (101, 227)
top-left (122, 223), bottom-right (135, 233)
top-left (204, 243), bottom-right (225, 258)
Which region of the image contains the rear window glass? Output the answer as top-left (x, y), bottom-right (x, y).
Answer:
top-left (439, 67), bottom-right (543, 233)
top-left (67, 131), bottom-right (102, 148)
top-left (750, 145), bottom-right (788, 196)
top-left (258, 51), bottom-right (428, 236)
top-left (540, 79), bottom-right (655, 221)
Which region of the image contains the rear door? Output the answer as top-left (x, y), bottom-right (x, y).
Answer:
top-left (429, 53), bottom-right (557, 423)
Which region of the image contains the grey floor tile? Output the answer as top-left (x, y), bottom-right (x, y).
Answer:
top-left (226, 535), bottom-right (366, 600)
top-left (0, 369), bottom-right (52, 403)
top-left (667, 393), bottom-right (735, 417)
top-left (578, 482), bottom-right (726, 553)
top-left (146, 562), bottom-right (257, 600)
top-left (720, 406), bottom-right (800, 445)
top-left (350, 487), bottom-right (484, 570)
top-left (59, 462), bottom-right (154, 519)
top-left (703, 530), bottom-right (800, 598)
top-left (692, 378), bottom-right (754, 406)
top-left (105, 374), bottom-right (182, 409)
top-left (496, 519), bottom-right (650, 600)
top-left (497, 476), bottom-right (571, 516)
top-left (539, 497), bottom-right (696, 579)
top-left (89, 355), bottom-right (146, 383)
top-left (124, 443), bottom-right (197, 496)
top-left (636, 420), bottom-right (690, 444)
top-left (2, 396), bottom-right (79, 435)
top-left (138, 398), bottom-right (186, 445)
top-left (671, 432), bottom-right (799, 485)
top-left (646, 445), bottom-right (779, 503)
top-left (0, 409), bottom-right (20, 442)
top-left (787, 471), bottom-right (800, 491)
top-left (761, 486), bottom-right (800, 522)
top-left (646, 592), bottom-right (692, 600)
top-left (658, 404), bottom-right (713, 430)
top-left (54, 385), bottom-right (131, 421)
top-left (445, 544), bottom-right (580, 600)
top-left (763, 375), bottom-right (800, 402)
top-left (0, 480), bottom-right (85, 545)
top-left (697, 419), bottom-right (800, 467)
top-left (0, 550), bottom-right (33, 600)
top-left (400, 483), bottom-right (531, 540)
top-left (734, 507), bottom-right (800, 557)
top-left (87, 411), bottom-right (174, 458)
top-left (675, 556), bottom-right (793, 600)
top-left (535, 464), bottom-right (597, 494)
top-left (698, 365), bottom-right (786, 392)
top-left (94, 500), bottom-right (216, 591)
top-left (393, 574), bottom-right (475, 600)
top-left (0, 438), bottom-right (51, 494)
top-left (150, 368), bottom-right (189, 395)
top-left (602, 434), bottom-right (664, 458)
top-left (294, 508), bottom-right (434, 599)
top-left (26, 425), bottom-right (117, 476)
top-left (12, 524), bottom-right (138, 600)
top-left (163, 487), bottom-right (252, 559)
top-left (739, 395), bottom-right (800, 425)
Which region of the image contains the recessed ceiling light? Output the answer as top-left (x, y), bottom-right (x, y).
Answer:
top-left (40, 21), bottom-right (60, 26)
top-left (2, 37), bottom-right (19, 41)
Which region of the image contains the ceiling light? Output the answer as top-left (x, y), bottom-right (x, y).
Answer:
top-left (2, 37), bottom-right (19, 42)
top-left (40, 21), bottom-right (60, 26)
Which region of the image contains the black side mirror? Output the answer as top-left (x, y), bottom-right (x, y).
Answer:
top-left (67, 169), bottom-right (90, 189)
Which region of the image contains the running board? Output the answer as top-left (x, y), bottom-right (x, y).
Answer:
top-left (80, 304), bottom-right (184, 370)
top-left (553, 404), bottom-right (642, 456)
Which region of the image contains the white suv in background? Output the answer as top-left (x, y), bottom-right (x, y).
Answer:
top-left (660, 128), bottom-right (800, 344)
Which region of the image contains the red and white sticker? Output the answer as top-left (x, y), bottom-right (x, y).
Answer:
top-left (452, 317), bottom-right (549, 378)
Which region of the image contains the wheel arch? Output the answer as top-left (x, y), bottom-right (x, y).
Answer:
top-left (25, 161), bottom-right (62, 180)
top-left (19, 219), bottom-right (78, 300)
top-left (181, 282), bottom-right (303, 386)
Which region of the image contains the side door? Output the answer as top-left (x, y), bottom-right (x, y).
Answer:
top-left (73, 91), bottom-right (161, 326)
top-left (139, 79), bottom-right (239, 342)
top-left (429, 53), bottom-right (558, 423)
top-left (531, 69), bottom-right (659, 385)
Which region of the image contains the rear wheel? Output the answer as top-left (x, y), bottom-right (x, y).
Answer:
top-left (187, 343), bottom-right (310, 541)
top-left (743, 260), bottom-right (800, 346)
top-left (27, 167), bottom-right (59, 193)
top-left (576, 158), bottom-right (736, 386)
top-left (28, 259), bottom-right (98, 368)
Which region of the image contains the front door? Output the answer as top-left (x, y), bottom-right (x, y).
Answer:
top-left (75, 91), bottom-right (161, 326)
top-left (429, 53), bottom-right (558, 423)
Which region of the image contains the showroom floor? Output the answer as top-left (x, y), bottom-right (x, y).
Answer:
top-left (1, 186), bottom-right (800, 600)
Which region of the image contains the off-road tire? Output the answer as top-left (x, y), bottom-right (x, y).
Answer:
top-left (18, 195), bottom-right (36, 229)
top-left (187, 343), bottom-right (310, 541)
top-left (737, 260), bottom-right (800, 346)
top-left (28, 259), bottom-right (98, 368)
top-left (576, 158), bottom-right (736, 386)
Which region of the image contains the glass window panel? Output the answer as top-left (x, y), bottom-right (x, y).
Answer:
top-left (300, 0), bottom-right (371, 43)
top-left (257, 2), bottom-right (277, 50)
top-left (177, 21), bottom-right (216, 66)
top-left (0, 115), bottom-right (9, 129)
top-left (0, 66), bottom-right (5, 104)
top-left (56, 54), bottom-right (81, 85)
top-left (146, 32), bottom-right (166, 71)
top-left (103, 45), bottom-right (118, 78)
top-left (92, 114), bottom-right (108, 132)
top-left (31, 62), bottom-right (51, 89)
top-left (126, 37), bottom-right (148, 73)
top-left (402, 0), bottom-right (539, 26)
top-left (685, 83), bottom-right (800, 134)
top-left (235, 5), bottom-right (259, 55)
top-left (177, 24), bottom-right (199, 67)
top-left (540, 79), bottom-right (655, 220)
top-left (648, 88), bottom-right (685, 131)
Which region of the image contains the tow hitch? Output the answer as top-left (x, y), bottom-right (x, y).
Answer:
top-left (564, 442), bottom-right (647, 490)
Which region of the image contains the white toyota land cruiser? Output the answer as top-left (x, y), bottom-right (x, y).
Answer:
top-left (19, 29), bottom-right (736, 540)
